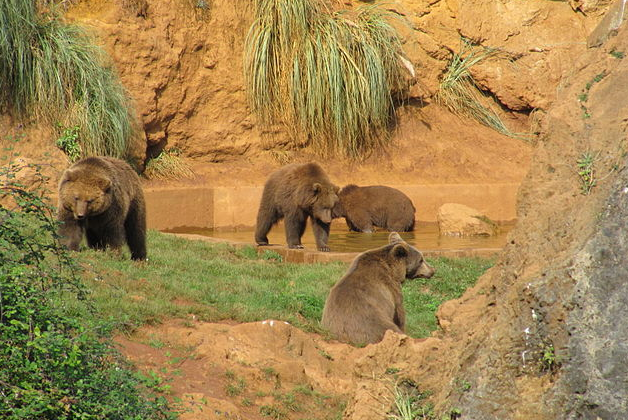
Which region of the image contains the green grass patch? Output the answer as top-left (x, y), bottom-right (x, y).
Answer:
top-left (72, 231), bottom-right (493, 339)
top-left (0, 0), bottom-right (136, 159)
top-left (244, 0), bottom-right (410, 158)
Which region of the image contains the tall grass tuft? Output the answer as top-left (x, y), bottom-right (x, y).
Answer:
top-left (436, 39), bottom-right (524, 139)
top-left (0, 0), bottom-right (136, 158)
top-left (244, 0), bottom-right (410, 158)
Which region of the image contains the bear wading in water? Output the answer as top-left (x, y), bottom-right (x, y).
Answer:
top-left (321, 232), bottom-right (435, 345)
top-left (57, 156), bottom-right (147, 260)
top-left (255, 162), bottom-right (339, 252)
top-left (332, 184), bottom-right (416, 233)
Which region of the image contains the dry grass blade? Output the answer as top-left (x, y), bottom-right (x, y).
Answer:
top-left (144, 149), bottom-right (195, 180)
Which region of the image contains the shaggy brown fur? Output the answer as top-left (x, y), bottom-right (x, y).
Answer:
top-left (57, 156), bottom-right (147, 260)
top-left (255, 162), bottom-right (339, 252)
top-left (321, 232), bottom-right (435, 345)
top-left (332, 184), bottom-right (416, 233)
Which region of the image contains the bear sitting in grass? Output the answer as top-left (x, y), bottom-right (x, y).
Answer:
top-left (255, 162), bottom-right (339, 252)
top-left (57, 156), bottom-right (147, 260)
top-left (321, 232), bottom-right (435, 345)
top-left (332, 184), bottom-right (416, 233)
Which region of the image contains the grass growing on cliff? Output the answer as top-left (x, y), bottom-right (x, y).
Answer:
top-left (244, 0), bottom-right (410, 158)
top-left (0, 0), bottom-right (136, 159)
top-left (69, 231), bottom-right (493, 338)
top-left (144, 149), bottom-right (195, 180)
top-left (436, 39), bottom-right (522, 139)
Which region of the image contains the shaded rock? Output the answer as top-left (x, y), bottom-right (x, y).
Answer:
top-left (437, 203), bottom-right (498, 236)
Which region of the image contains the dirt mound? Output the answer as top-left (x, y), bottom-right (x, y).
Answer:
top-left (117, 319), bottom-right (443, 420)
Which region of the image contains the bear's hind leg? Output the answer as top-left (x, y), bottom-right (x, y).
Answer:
top-left (255, 204), bottom-right (280, 246)
top-left (124, 202), bottom-right (147, 260)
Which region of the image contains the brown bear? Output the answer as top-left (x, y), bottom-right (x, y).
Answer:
top-left (321, 232), bottom-right (435, 345)
top-left (255, 162), bottom-right (339, 252)
top-left (57, 156), bottom-right (147, 260)
top-left (332, 184), bottom-right (416, 233)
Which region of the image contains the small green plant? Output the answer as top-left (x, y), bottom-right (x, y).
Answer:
top-left (578, 72), bottom-right (607, 119)
top-left (55, 124), bottom-right (82, 161)
top-left (224, 371), bottom-right (247, 396)
top-left (386, 367), bottom-right (402, 375)
top-left (387, 379), bottom-right (434, 420)
top-left (262, 366), bottom-right (278, 380)
top-left (576, 152), bottom-right (596, 195)
top-left (144, 148), bottom-right (195, 180)
top-left (260, 404), bottom-right (287, 419)
top-left (261, 249), bottom-right (283, 261)
top-left (610, 50), bottom-right (625, 59)
top-left (540, 342), bottom-right (561, 373)
top-left (454, 377), bottom-right (471, 392)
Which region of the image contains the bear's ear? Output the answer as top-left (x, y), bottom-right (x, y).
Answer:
top-left (63, 169), bottom-right (78, 183)
top-left (312, 182), bottom-right (322, 194)
top-left (391, 243), bottom-right (408, 259)
top-left (389, 232), bottom-right (403, 244)
top-left (97, 177), bottom-right (112, 193)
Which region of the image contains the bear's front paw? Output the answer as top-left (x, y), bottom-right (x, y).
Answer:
top-left (317, 245), bottom-right (330, 252)
top-left (288, 244), bottom-right (305, 249)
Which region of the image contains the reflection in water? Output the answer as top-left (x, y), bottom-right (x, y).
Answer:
top-left (165, 221), bottom-right (514, 253)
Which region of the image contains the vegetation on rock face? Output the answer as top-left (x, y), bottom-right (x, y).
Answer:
top-left (244, 0), bottom-right (410, 158)
top-left (436, 39), bottom-right (522, 140)
top-left (144, 148), bottom-right (195, 180)
top-left (0, 0), bottom-right (136, 159)
top-left (0, 152), bottom-right (174, 419)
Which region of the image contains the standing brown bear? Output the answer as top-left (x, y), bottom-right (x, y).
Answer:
top-left (57, 156), bottom-right (147, 260)
top-left (321, 232), bottom-right (435, 345)
top-left (255, 162), bottom-right (339, 252)
top-left (332, 185), bottom-right (416, 233)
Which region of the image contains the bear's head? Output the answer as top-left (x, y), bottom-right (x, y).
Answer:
top-left (389, 232), bottom-right (435, 280)
top-left (311, 182), bottom-right (340, 224)
top-left (59, 169), bottom-right (112, 220)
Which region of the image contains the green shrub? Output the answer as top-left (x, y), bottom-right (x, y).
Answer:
top-left (244, 0), bottom-right (410, 158)
top-left (0, 0), bottom-right (136, 159)
top-left (0, 153), bottom-right (174, 419)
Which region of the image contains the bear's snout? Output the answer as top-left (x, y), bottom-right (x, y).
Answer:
top-left (317, 209), bottom-right (332, 224)
top-left (74, 201), bottom-right (88, 219)
top-left (417, 261), bottom-right (435, 279)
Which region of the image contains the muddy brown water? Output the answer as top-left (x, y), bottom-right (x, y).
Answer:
top-left (164, 221), bottom-right (514, 253)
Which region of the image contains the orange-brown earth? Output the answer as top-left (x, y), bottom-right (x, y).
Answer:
top-left (3, 0), bottom-right (627, 418)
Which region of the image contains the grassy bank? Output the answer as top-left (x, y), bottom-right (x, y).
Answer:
top-left (74, 231), bottom-right (493, 339)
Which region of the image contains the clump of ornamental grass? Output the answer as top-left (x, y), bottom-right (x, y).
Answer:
top-left (436, 39), bottom-right (525, 140)
top-left (244, 0), bottom-right (411, 158)
top-left (0, 0), bottom-right (137, 159)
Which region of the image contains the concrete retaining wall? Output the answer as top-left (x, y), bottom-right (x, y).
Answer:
top-left (145, 183), bottom-right (521, 231)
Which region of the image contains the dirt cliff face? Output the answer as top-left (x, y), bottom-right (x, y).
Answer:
top-left (434, 19), bottom-right (628, 420)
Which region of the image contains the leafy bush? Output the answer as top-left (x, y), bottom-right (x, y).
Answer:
top-left (0, 154), bottom-right (174, 419)
top-left (0, 0), bottom-right (136, 158)
top-left (244, 0), bottom-right (410, 158)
